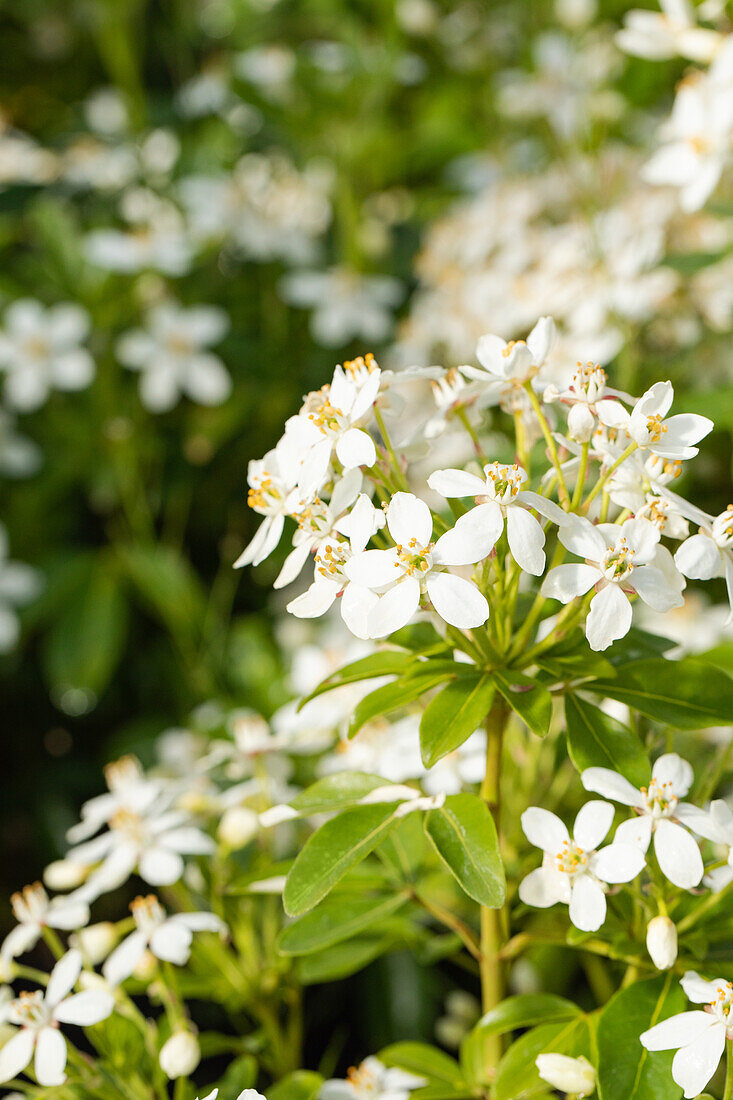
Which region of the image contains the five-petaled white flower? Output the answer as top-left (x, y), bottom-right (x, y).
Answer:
top-left (1, 883), bottom-right (89, 962)
top-left (616, 0), bottom-right (721, 63)
top-left (641, 971), bottom-right (733, 1099)
top-left (102, 894), bottom-right (225, 985)
top-left (0, 950), bottom-right (113, 1087)
top-left (675, 505), bottom-right (733, 622)
top-left (541, 515), bottom-right (684, 650)
top-left (320, 1056), bottom-right (427, 1100)
top-left (624, 382), bottom-right (712, 460)
top-left (0, 300), bottom-right (95, 412)
top-left (581, 754), bottom-right (703, 889)
top-left (233, 432), bottom-right (308, 569)
top-left (519, 801), bottom-right (646, 932)
top-left (543, 362), bottom-right (630, 443)
top-left (116, 302), bottom-right (231, 413)
top-left (462, 315), bottom-right (556, 394)
top-left (345, 491), bottom-right (490, 638)
top-left (66, 754), bottom-right (165, 845)
top-left (428, 462), bottom-right (565, 576)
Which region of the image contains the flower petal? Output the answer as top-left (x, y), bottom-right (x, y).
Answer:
top-left (506, 506), bottom-right (545, 575)
top-left (652, 753), bottom-right (693, 797)
top-left (425, 573), bottom-right (489, 628)
top-left (568, 875), bottom-right (606, 932)
top-left (671, 1021), bottom-right (725, 1099)
top-left (346, 548), bottom-right (401, 588)
top-left (615, 814), bottom-right (653, 852)
top-left (521, 807), bottom-right (569, 853)
top-left (103, 930), bottom-right (148, 986)
top-left (335, 428), bottom-right (376, 471)
top-left (432, 503), bottom-right (502, 566)
top-left (681, 971), bottom-right (725, 1004)
top-left (518, 866), bottom-right (569, 908)
top-left (541, 563), bottom-right (601, 603)
top-left (387, 493), bottom-right (432, 548)
top-left (35, 1027), bottom-right (67, 1088)
top-left (427, 468), bottom-right (486, 498)
top-left (367, 576), bottom-right (421, 638)
top-left (641, 1010), bottom-right (714, 1051)
top-left (573, 800), bottom-right (614, 851)
top-left (54, 991), bottom-right (114, 1027)
top-left (586, 584), bottom-right (632, 651)
top-left (654, 819), bottom-right (703, 889)
top-left (0, 1028), bottom-right (35, 1083)
top-left (46, 949), bottom-right (82, 1008)
top-left (590, 842), bottom-right (645, 884)
top-left (557, 515), bottom-right (608, 560)
top-left (581, 767), bottom-right (641, 807)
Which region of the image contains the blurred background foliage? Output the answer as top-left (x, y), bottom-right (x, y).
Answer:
top-left (0, 0), bottom-right (732, 1011)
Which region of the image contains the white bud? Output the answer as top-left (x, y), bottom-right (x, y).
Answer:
top-left (70, 922), bottom-right (118, 965)
top-left (646, 916), bottom-right (678, 970)
top-left (160, 1031), bottom-right (201, 1079)
top-left (536, 1053), bottom-right (596, 1097)
top-left (218, 806), bottom-right (259, 848)
top-left (43, 859), bottom-right (88, 891)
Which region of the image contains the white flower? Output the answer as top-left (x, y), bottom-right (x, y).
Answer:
top-left (102, 894), bottom-right (225, 985)
top-left (66, 754), bottom-right (164, 845)
top-left (320, 1056), bottom-right (426, 1100)
top-left (233, 431), bottom-right (308, 569)
top-left (542, 515), bottom-right (684, 650)
top-left (641, 971), bottom-right (733, 1098)
top-left (536, 1053), bottom-right (596, 1097)
top-left (1, 883), bottom-right (89, 962)
top-left (0, 524), bottom-right (41, 654)
top-left (274, 470), bottom-right (384, 590)
top-left (0, 300), bottom-right (94, 412)
top-left (616, 0), bottom-right (722, 62)
top-left (625, 381), bottom-right (712, 460)
top-left (286, 533), bottom-right (378, 639)
top-left (685, 799), bottom-right (733, 890)
top-left (0, 950), bottom-right (113, 1087)
top-left (196, 1090), bottom-right (265, 1100)
top-left (280, 268), bottom-right (403, 347)
top-left (159, 1031), bottom-right (201, 1079)
top-left (646, 915), bottom-right (678, 970)
top-left (518, 801), bottom-right (646, 932)
top-left (0, 409), bottom-right (42, 478)
top-left (345, 491), bottom-right (490, 638)
top-left (66, 805), bottom-right (214, 901)
top-left (84, 191), bottom-right (193, 275)
top-left (462, 315), bottom-right (556, 393)
top-left (581, 754), bottom-right (703, 888)
top-left (117, 302), bottom-right (231, 413)
top-left (294, 355), bottom-right (382, 495)
top-left (428, 462), bottom-right (565, 576)
top-left (675, 506), bottom-right (733, 622)
top-left (544, 362), bottom-right (630, 443)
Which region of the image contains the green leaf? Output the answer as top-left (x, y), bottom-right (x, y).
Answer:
top-left (268, 1072), bottom-right (323, 1100)
top-left (424, 793), bottom-right (505, 908)
top-left (605, 627), bottom-right (676, 666)
top-left (283, 803), bottom-right (399, 916)
top-left (215, 1053), bottom-right (259, 1097)
top-left (494, 1018), bottom-right (590, 1100)
top-left (118, 543), bottom-right (206, 646)
top-left (42, 555), bottom-right (128, 705)
top-left (289, 773), bottom-right (395, 816)
top-left (565, 694), bottom-right (650, 786)
top-left (380, 1042), bottom-right (466, 1086)
top-left (493, 671), bottom-right (553, 737)
top-left (278, 891), bottom-right (409, 954)
top-left (592, 658), bottom-right (733, 728)
top-left (298, 651), bottom-right (414, 708)
top-left (388, 622), bottom-right (450, 653)
top-left (348, 666), bottom-right (463, 738)
top-left (297, 932), bottom-right (398, 984)
top-left (596, 975), bottom-right (687, 1100)
top-left (419, 674), bottom-right (495, 766)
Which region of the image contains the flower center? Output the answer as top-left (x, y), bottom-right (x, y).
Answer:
top-left (601, 537), bottom-right (634, 580)
top-left (709, 982), bottom-right (733, 1024)
top-left (346, 1064), bottom-right (378, 1095)
top-left (480, 462), bottom-right (523, 502)
top-left (10, 990), bottom-right (50, 1029)
top-left (11, 882), bottom-right (48, 924)
top-left (431, 367), bottom-right (466, 411)
top-left (640, 778), bottom-right (677, 818)
top-left (343, 353), bottom-right (377, 385)
top-left (166, 333), bottom-right (193, 356)
top-left (131, 893), bottom-right (165, 933)
top-left (23, 336), bottom-right (51, 360)
top-left (111, 807), bottom-right (146, 844)
top-left (247, 474), bottom-right (282, 514)
top-left (555, 841), bottom-right (588, 875)
top-left (645, 414), bottom-right (668, 443)
top-left (712, 505), bottom-right (733, 548)
top-left (315, 540), bottom-right (349, 582)
top-left (572, 361), bottom-right (606, 401)
top-left (395, 538), bottom-right (432, 575)
top-left (104, 755), bottom-right (143, 791)
top-left (306, 389), bottom-right (346, 434)
top-left (297, 498), bottom-right (331, 537)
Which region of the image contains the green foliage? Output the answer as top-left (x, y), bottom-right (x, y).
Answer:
top-left (424, 793), bottom-right (505, 907)
top-left (564, 693), bottom-right (650, 785)
top-left (419, 675), bottom-right (496, 766)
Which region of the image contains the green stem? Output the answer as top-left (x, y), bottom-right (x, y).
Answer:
top-left (581, 442), bottom-right (637, 511)
top-left (524, 383), bottom-right (570, 508)
top-left (456, 406), bottom-right (488, 464)
top-left (726, 1040), bottom-right (733, 1100)
top-left (571, 441), bottom-right (590, 509)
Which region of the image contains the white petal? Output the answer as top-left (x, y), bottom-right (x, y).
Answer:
top-left (335, 428), bottom-right (376, 470)
top-left (1, 923), bottom-right (41, 959)
top-left (387, 493), bottom-right (432, 548)
top-left (631, 565), bottom-right (683, 612)
top-left (47, 901), bottom-right (90, 931)
top-left (52, 350), bottom-right (95, 391)
top-left (287, 579), bottom-right (338, 618)
top-left (527, 315), bottom-right (556, 364)
top-left (427, 468), bottom-right (487, 498)
top-left (103, 930), bottom-right (148, 985)
top-left (662, 413), bottom-right (713, 450)
top-left (521, 807), bottom-right (569, 853)
top-left (641, 1011), bottom-right (714, 1050)
top-left (573, 800), bottom-right (614, 851)
top-left (615, 815), bottom-right (653, 852)
top-left (506, 507), bottom-right (545, 575)
top-left (541, 563), bottom-right (601, 603)
top-left (340, 583), bottom-right (379, 639)
top-left (591, 842), bottom-right (645, 884)
top-left (35, 1027), bottom-right (67, 1087)
top-left (173, 912), bottom-right (225, 933)
top-left (569, 875), bottom-right (606, 932)
top-left (652, 753), bottom-right (693, 797)
top-left (140, 365), bottom-right (180, 413)
top-left (518, 866), bottom-right (569, 908)
top-left (672, 1022), bottom-right (726, 1099)
top-left (184, 354), bottom-right (232, 406)
top-left (330, 468), bottom-right (363, 516)
top-left (425, 573), bottom-right (489, 628)
top-left (516, 490), bottom-right (566, 526)
top-left (151, 922), bottom-right (192, 965)
top-left (586, 584), bottom-right (632, 651)
top-left (681, 971), bottom-right (724, 1004)
top-left (581, 768), bottom-right (641, 807)
top-left (557, 515), bottom-right (608, 560)
top-left (0, 1028), bottom-right (35, 1083)
top-left (346, 548), bottom-right (400, 588)
top-left (367, 576), bottom-right (420, 638)
top-left (54, 990), bottom-right (113, 1026)
top-left (273, 542), bottom-right (312, 590)
top-left (139, 846), bottom-right (184, 885)
top-left (432, 503), bottom-right (502, 566)
top-left (46, 949), bottom-right (82, 1008)
top-left (298, 437), bottom-right (332, 497)
top-left (161, 826), bottom-right (215, 854)
top-left (654, 819), bottom-right (703, 889)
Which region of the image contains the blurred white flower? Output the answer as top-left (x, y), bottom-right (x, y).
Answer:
top-left (0, 524), bottom-right (41, 653)
top-left (0, 300), bottom-right (94, 412)
top-left (103, 894), bottom-right (224, 985)
top-left (1, 883), bottom-right (89, 963)
top-left (536, 1053), bottom-right (596, 1096)
top-left (320, 1057), bottom-right (426, 1100)
top-left (84, 190), bottom-right (193, 275)
top-left (617, 0), bottom-right (722, 62)
top-left (117, 302), bottom-right (231, 412)
top-left (280, 267), bottom-right (403, 347)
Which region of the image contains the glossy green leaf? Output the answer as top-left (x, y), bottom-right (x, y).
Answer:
top-left (494, 1018), bottom-right (590, 1100)
top-left (565, 693), bottom-right (650, 786)
top-left (348, 664), bottom-right (467, 738)
top-left (596, 975), bottom-right (687, 1100)
top-left (298, 651), bottom-right (414, 708)
top-left (419, 674), bottom-right (494, 766)
top-left (118, 543), bottom-right (206, 645)
top-left (268, 1072), bottom-right (323, 1100)
top-left (424, 793), bottom-right (505, 908)
top-left (284, 803), bottom-right (399, 916)
top-left (278, 891), bottom-right (409, 955)
top-left (592, 658), bottom-right (733, 728)
top-left (289, 772), bottom-right (394, 815)
top-left (297, 932), bottom-right (398, 984)
top-left (471, 993), bottom-right (583, 1039)
top-left (493, 670), bottom-right (553, 737)
top-left (380, 1042), bottom-right (466, 1086)
top-left (605, 627), bottom-right (676, 666)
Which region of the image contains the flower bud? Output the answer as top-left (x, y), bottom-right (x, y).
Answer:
top-left (218, 806), bottom-right (259, 849)
top-left (646, 915), bottom-right (678, 970)
top-left (70, 922), bottom-right (118, 965)
top-left (160, 1031), bottom-right (201, 1079)
top-left (536, 1053), bottom-right (596, 1097)
top-left (43, 859), bottom-right (87, 891)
